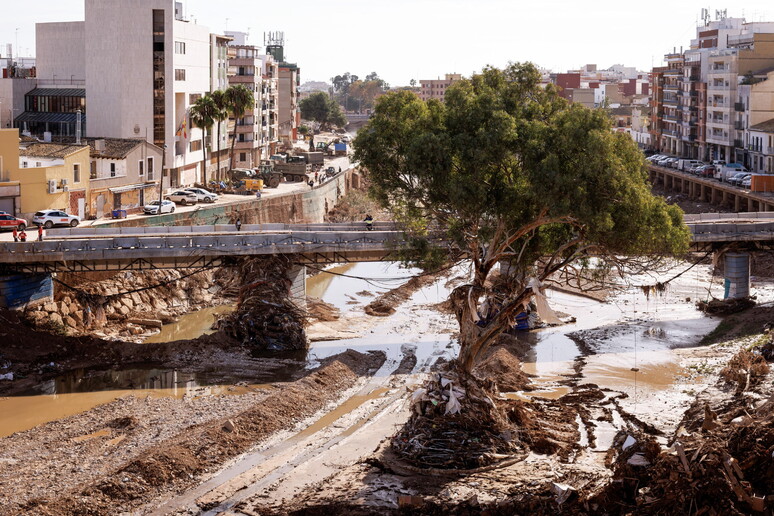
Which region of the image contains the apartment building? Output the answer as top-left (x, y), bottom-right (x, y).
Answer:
top-left (651, 15), bottom-right (774, 162)
top-left (32, 0), bottom-right (211, 192)
top-left (419, 74), bottom-right (462, 102)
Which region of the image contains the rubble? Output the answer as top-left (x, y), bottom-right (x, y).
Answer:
top-left (696, 296), bottom-right (756, 315)
top-left (218, 256), bottom-right (308, 351)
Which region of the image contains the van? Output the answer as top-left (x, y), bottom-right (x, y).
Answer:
top-left (716, 163), bottom-right (749, 182)
top-left (678, 159), bottom-right (702, 172)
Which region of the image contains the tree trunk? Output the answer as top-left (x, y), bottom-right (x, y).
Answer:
top-left (216, 121), bottom-right (222, 181)
top-left (229, 121), bottom-right (238, 173)
top-left (453, 284), bottom-right (533, 373)
top-left (201, 127), bottom-right (208, 185)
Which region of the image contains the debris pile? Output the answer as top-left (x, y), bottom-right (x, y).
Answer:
top-left (473, 348), bottom-right (532, 393)
top-left (218, 256), bottom-right (308, 351)
top-left (585, 346), bottom-right (774, 515)
top-left (392, 367), bottom-right (522, 470)
top-left (696, 296), bottom-right (756, 315)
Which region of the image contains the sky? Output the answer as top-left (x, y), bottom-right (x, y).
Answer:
top-left (2, 1), bottom-right (774, 86)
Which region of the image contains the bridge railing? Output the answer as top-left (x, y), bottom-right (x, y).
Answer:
top-left (47, 222), bottom-right (401, 238)
top-left (683, 212), bottom-right (774, 222)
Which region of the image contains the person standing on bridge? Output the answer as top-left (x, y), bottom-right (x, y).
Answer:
top-left (37, 224), bottom-right (44, 242)
top-left (364, 214), bottom-right (374, 231)
top-left (12, 227), bottom-right (18, 242)
top-left (18, 229), bottom-right (27, 242)
top-left (235, 217), bottom-right (242, 232)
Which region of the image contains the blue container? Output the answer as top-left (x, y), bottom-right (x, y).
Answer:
top-left (112, 209), bottom-right (127, 219)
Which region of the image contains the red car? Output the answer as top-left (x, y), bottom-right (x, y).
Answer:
top-left (0, 213), bottom-right (27, 231)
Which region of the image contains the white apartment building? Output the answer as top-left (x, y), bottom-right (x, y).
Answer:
top-left (35, 0), bottom-right (212, 191)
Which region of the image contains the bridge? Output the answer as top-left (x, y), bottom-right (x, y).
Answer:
top-left (0, 222), bottom-right (419, 274)
top-left (0, 217), bottom-right (768, 309)
top-left (0, 217), bottom-right (772, 274)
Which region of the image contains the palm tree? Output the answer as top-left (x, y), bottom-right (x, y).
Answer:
top-left (189, 94), bottom-right (217, 185)
top-left (224, 84), bottom-right (255, 172)
top-left (210, 89), bottom-right (228, 181)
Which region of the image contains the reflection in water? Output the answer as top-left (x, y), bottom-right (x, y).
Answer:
top-left (0, 367), bottom-right (277, 438)
top-left (144, 304), bottom-right (234, 344)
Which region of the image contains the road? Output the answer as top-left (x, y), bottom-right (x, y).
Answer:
top-left (0, 155), bottom-right (351, 243)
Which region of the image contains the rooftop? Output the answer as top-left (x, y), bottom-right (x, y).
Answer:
top-left (749, 118), bottom-right (774, 133)
top-left (20, 142), bottom-right (88, 159)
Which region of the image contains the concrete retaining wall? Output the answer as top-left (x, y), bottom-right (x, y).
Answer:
top-left (96, 166), bottom-right (361, 229)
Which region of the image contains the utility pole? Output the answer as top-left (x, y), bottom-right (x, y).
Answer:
top-left (158, 144), bottom-right (168, 202)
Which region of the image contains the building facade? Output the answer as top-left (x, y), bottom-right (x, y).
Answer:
top-left (419, 73), bottom-right (462, 102)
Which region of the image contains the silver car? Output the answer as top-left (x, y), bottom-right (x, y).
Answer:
top-left (184, 187), bottom-right (219, 203)
top-left (165, 190), bottom-right (198, 205)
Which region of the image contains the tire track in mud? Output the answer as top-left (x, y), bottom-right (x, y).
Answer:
top-left (155, 347), bottom-right (425, 515)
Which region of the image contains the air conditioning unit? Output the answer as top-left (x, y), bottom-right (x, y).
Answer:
top-left (48, 179), bottom-right (57, 194)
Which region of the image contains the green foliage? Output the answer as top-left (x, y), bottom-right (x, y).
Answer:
top-left (299, 92), bottom-right (346, 129)
top-left (189, 94), bottom-right (218, 183)
top-left (354, 63), bottom-right (690, 278)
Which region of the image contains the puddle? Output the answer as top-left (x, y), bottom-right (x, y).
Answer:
top-left (294, 387), bottom-right (390, 441)
top-left (144, 304), bottom-right (235, 343)
top-left (0, 368), bottom-right (275, 438)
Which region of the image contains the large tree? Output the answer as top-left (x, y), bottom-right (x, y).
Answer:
top-left (224, 84), bottom-right (255, 172)
top-left (299, 92), bottom-right (347, 130)
top-left (354, 63), bottom-right (690, 374)
top-left (189, 94), bottom-right (217, 184)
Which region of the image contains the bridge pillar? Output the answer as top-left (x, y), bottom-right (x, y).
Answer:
top-left (287, 264), bottom-right (307, 309)
top-left (711, 186), bottom-right (718, 204)
top-left (723, 253), bottom-right (750, 300)
top-left (722, 190), bottom-right (728, 207)
top-left (0, 273), bottom-right (53, 309)
top-left (734, 194), bottom-right (741, 212)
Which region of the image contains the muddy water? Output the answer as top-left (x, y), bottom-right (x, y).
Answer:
top-left (144, 303), bottom-right (235, 343)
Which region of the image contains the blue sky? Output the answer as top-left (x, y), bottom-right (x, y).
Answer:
top-left (2, 1), bottom-right (773, 86)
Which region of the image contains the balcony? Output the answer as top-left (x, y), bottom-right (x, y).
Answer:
top-left (735, 102), bottom-right (745, 112)
top-left (734, 139), bottom-right (744, 148)
top-left (734, 121), bottom-right (745, 130)
top-left (707, 83), bottom-right (731, 91)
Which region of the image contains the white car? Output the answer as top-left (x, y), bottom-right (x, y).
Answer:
top-left (143, 199), bottom-right (176, 215)
top-left (184, 187), bottom-right (219, 203)
top-left (165, 190), bottom-right (198, 205)
top-left (32, 209), bottom-right (80, 229)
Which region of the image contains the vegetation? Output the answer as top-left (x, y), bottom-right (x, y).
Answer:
top-left (354, 63), bottom-right (690, 373)
top-left (224, 84), bottom-right (255, 171)
top-left (299, 92), bottom-right (347, 130)
top-left (210, 89), bottom-right (229, 180)
top-left (330, 71), bottom-right (390, 112)
top-left (189, 95), bottom-right (218, 184)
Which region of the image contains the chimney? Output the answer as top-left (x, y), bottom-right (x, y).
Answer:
top-left (76, 109), bottom-right (82, 144)
top-left (95, 139), bottom-right (106, 152)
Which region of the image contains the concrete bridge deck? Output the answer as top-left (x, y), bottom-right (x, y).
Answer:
top-left (0, 217), bottom-right (772, 273)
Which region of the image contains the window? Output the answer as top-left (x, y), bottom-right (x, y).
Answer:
top-left (189, 140), bottom-right (202, 152)
top-left (189, 93), bottom-right (201, 104)
top-left (73, 163), bottom-right (80, 183)
top-left (174, 41), bottom-right (186, 54)
top-left (175, 69), bottom-right (186, 81)
top-left (22, 162), bottom-right (27, 168)
top-left (147, 157), bottom-right (155, 180)
top-left (110, 163), bottom-right (116, 177)
top-left (139, 160), bottom-right (144, 176)
top-left (239, 152), bottom-right (246, 161)
top-left (90, 161), bottom-right (97, 179)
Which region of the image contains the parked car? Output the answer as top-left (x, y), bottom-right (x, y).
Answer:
top-left (32, 209), bottom-right (80, 229)
top-left (664, 157), bottom-right (679, 168)
top-left (678, 159), bottom-right (703, 172)
top-left (741, 176), bottom-right (753, 189)
top-left (655, 156), bottom-right (673, 167)
top-left (143, 199), bottom-right (176, 215)
top-left (645, 154), bottom-right (663, 162)
top-left (165, 190), bottom-right (198, 205)
top-left (695, 165), bottom-right (716, 178)
top-left (728, 173), bottom-right (751, 187)
top-left (0, 213), bottom-right (27, 231)
top-left (184, 187), bottom-right (219, 203)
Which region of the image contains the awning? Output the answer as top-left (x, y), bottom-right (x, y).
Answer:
top-left (14, 112), bottom-right (86, 124)
top-left (108, 183), bottom-right (157, 194)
